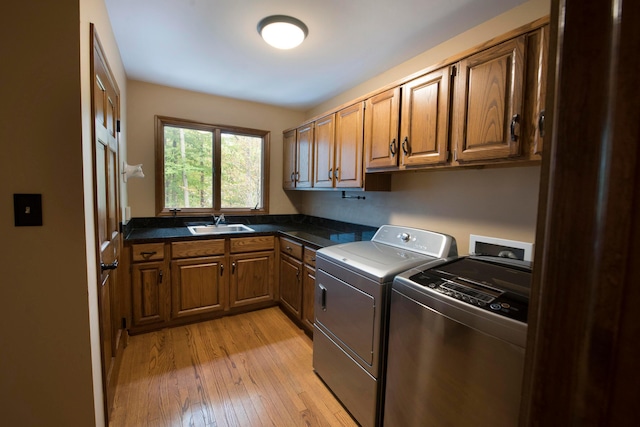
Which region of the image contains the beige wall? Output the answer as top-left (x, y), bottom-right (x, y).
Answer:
top-left (126, 81), bottom-right (305, 217)
top-left (299, 0), bottom-right (549, 253)
top-left (0, 0), bottom-right (126, 426)
top-left (302, 166), bottom-right (541, 254)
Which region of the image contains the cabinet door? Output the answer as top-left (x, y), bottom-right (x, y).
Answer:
top-left (229, 250), bottom-right (275, 308)
top-left (170, 256), bottom-right (226, 320)
top-left (280, 254), bottom-right (303, 318)
top-left (453, 36), bottom-right (526, 162)
top-left (364, 87), bottom-right (401, 170)
top-left (296, 123), bottom-right (314, 188)
top-left (283, 129), bottom-right (297, 189)
top-left (313, 113), bottom-right (336, 188)
top-left (335, 102), bottom-right (364, 188)
top-left (526, 25), bottom-right (548, 157)
top-left (302, 265), bottom-right (316, 332)
top-left (400, 67), bottom-right (452, 166)
top-left (131, 261), bottom-right (167, 326)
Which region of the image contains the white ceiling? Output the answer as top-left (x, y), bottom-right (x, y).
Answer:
top-left (105, 0), bottom-right (525, 110)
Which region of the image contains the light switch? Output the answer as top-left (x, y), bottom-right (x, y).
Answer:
top-left (14, 193), bottom-right (43, 226)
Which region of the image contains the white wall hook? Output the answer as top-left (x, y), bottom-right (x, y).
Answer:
top-left (122, 162), bottom-right (144, 182)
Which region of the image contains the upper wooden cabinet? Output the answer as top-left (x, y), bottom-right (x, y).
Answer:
top-left (313, 103), bottom-right (364, 188)
top-left (335, 102), bottom-right (364, 188)
top-left (364, 87), bottom-right (401, 170)
top-left (283, 124), bottom-right (314, 189)
top-left (452, 35), bottom-right (526, 162)
top-left (287, 18), bottom-right (548, 181)
top-left (525, 25), bottom-right (549, 158)
top-left (296, 123), bottom-right (314, 188)
top-left (313, 113), bottom-right (336, 188)
top-left (400, 66), bottom-right (452, 167)
top-left (282, 129), bottom-right (297, 189)
top-left (365, 66), bottom-right (452, 171)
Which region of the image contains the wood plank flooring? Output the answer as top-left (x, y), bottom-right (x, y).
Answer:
top-left (110, 307), bottom-right (357, 427)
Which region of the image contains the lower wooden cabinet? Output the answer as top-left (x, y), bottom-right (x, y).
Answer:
top-left (229, 251), bottom-right (275, 308)
top-left (302, 264), bottom-right (316, 332)
top-left (170, 255), bottom-right (226, 320)
top-left (278, 237), bottom-right (317, 334)
top-left (131, 260), bottom-right (168, 327)
top-left (279, 253), bottom-right (303, 318)
top-left (128, 236), bottom-right (276, 333)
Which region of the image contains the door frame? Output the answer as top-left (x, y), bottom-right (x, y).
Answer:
top-left (521, 0), bottom-right (640, 425)
top-left (90, 23), bottom-right (126, 423)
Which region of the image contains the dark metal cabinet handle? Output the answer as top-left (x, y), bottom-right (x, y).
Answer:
top-left (402, 137), bottom-right (409, 155)
top-left (295, 171), bottom-right (300, 181)
top-left (285, 246), bottom-right (292, 252)
top-left (334, 168), bottom-right (339, 179)
top-left (158, 270), bottom-right (163, 283)
top-left (319, 284), bottom-right (327, 311)
top-left (140, 251), bottom-right (156, 259)
top-left (220, 264), bottom-right (224, 276)
top-left (510, 114), bottom-right (520, 141)
top-left (389, 139), bottom-right (396, 157)
top-left (231, 262), bottom-right (236, 274)
top-left (290, 172), bottom-right (295, 182)
top-left (538, 110), bottom-right (545, 137)
top-left (328, 168), bottom-right (332, 179)
top-left (100, 259), bottom-right (118, 271)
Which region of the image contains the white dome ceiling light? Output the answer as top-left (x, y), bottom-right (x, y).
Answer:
top-left (257, 15), bottom-right (308, 50)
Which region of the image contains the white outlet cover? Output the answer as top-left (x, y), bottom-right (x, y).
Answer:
top-left (469, 234), bottom-right (534, 262)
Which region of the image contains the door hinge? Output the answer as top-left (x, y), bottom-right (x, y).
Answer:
top-left (117, 119), bottom-right (121, 133)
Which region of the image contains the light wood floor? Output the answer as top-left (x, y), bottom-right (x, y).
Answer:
top-left (109, 307), bottom-right (357, 427)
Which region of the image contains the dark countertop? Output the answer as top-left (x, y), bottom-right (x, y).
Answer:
top-left (123, 214), bottom-right (378, 248)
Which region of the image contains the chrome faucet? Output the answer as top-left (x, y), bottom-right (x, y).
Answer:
top-left (214, 213), bottom-right (225, 226)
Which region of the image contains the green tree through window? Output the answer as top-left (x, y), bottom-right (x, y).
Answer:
top-left (155, 116), bottom-right (269, 215)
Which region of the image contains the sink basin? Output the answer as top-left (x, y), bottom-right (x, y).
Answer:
top-left (187, 224), bottom-right (255, 235)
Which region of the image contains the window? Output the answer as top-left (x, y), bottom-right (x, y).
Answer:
top-left (155, 116), bottom-right (269, 215)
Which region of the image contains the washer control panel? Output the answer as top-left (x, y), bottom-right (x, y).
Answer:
top-left (409, 269), bottom-right (529, 323)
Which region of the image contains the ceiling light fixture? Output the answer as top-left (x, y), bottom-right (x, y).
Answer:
top-left (257, 15), bottom-right (308, 50)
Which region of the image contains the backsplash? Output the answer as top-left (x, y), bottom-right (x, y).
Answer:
top-left (298, 165), bottom-right (541, 255)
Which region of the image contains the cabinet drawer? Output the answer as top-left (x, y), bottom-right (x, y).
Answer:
top-left (230, 235), bottom-right (275, 253)
top-left (304, 247), bottom-right (317, 267)
top-left (280, 237), bottom-right (303, 260)
top-left (132, 243), bottom-right (165, 262)
top-left (171, 239), bottom-right (225, 259)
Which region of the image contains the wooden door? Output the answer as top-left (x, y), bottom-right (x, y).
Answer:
top-left (364, 87), bottom-right (401, 170)
top-left (282, 129), bottom-right (297, 189)
top-left (335, 102), bottom-right (364, 188)
top-left (279, 254), bottom-right (302, 317)
top-left (453, 36), bottom-right (526, 162)
top-left (91, 26), bottom-right (123, 418)
top-left (170, 256), bottom-right (226, 319)
top-left (400, 67), bottom-right (452, 166)
top-left (521, 1), bottom-right (640, 425)
top-left (313, 113), bottom-right (336, 188)
top-left (296, 123), bottom-right (314, 188)
top-left (131, 261), bottom-right (167, 326)
top-left (229, 251), bottom-right (275, 308)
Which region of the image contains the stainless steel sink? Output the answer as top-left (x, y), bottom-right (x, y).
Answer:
top-left (187, 224), bottom-right (255, 235)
